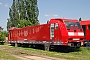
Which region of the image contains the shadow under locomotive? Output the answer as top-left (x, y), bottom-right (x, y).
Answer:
top-left (10, 44), bottom-right (81, 53)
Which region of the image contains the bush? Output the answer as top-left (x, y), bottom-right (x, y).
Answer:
top-left (3, 31), bottom-right (8, 37)
top-left (0, 31), bottom-right (6, 41)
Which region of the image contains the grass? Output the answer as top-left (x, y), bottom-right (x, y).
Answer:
top-left (2, 44), bottom-right (90, 60)
top-left (0, 50), bottom-right (19, 60)
top-left (9, 45), bottom-right (90, 60)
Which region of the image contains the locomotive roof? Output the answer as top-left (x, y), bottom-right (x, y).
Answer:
top-left (9, 27), bottom-right (21, 30)
top-left (50, 18), bottom-right (78, 22)
top-left (80, 20), bottom-right (90, 25)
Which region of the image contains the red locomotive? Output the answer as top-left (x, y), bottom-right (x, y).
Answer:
top-left (8, 18), bottom-right (84, 50)
top-left (80, 20), bottom-right (90, 46)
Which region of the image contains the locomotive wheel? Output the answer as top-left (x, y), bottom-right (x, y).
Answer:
top-left (15, 42), bottom-right (18, 47)
top-left (17, 43), bottom-right (21, 47)
top-left (44, 44), bottom-right (50, 51)
top-left (10, 43), bottom-right (15, 46)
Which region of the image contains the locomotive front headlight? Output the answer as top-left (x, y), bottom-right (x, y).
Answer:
top-left (81, 42), bottom-right (83, 46)
top-left (78, 32), bottom-right (84, 36)
top-left (68, 43), bottom-right (71, 46)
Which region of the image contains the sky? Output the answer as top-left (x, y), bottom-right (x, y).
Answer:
top-left (0, 0), bottom-right (90, 30)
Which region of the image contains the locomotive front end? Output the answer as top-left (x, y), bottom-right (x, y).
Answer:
top-left (65, 20), bottom-right (84, 48)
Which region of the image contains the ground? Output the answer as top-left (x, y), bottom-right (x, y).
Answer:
top-left (0, 45), bottom-right (66, 60)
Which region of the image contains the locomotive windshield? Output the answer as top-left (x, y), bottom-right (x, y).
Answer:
top-left (65, 22), bottom-right (82, 29)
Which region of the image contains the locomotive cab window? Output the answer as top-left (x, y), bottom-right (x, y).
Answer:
top-left (55, 23), bottom-right (59, 30)
top-left (88, 25), bottom-right (90, 30)
top-left (65, 21), bottom-right (82, 29)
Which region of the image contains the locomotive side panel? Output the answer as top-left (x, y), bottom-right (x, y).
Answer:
top-left (27, 24), bottom-right (50, 41)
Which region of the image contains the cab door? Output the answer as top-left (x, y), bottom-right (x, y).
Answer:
top-left (82, 25), bottom-right (86, 37)
top-left (54, 23), bottom-right (60, 40)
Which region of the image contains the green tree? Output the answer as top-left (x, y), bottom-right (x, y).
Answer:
top-left (11, 0), bottom-right (19, 26)
top-left (19, 0), bottom-right (26, 20)
top-left (7, 18), bottom-right (11, 31)
top-left (17, 19), bottom-right (33, 28)
top-left (26, 0), bottom-right (39, 25)
top-left (7, 0), bottom-right (19, 30)
top-left (7, 0), bottom-right (39, 30)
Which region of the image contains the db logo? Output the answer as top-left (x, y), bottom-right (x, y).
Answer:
top-left (24, 31), bottom-right (28, 36)
top-left (74, 33), bottom-right (78, 36)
